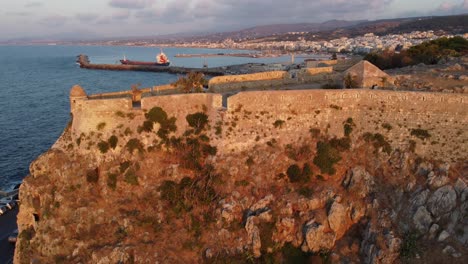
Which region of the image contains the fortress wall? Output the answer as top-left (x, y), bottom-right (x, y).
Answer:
top-left (71, 97), bottom-right (134, 135)
top-left (209, 71), bottom-right (288, 92)
top-left (141, 93), bottom-right (223, 135)
top-left (304, 67), bottom-right (333, 75)
top-left (221, 90), bottom-right (467, 160)
top-left (306, 60), bottom-right (338, 68)
top-left (70, 88), bottom-right (467, 161)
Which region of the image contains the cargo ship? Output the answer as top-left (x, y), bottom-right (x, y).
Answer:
top-left (120, 50), bottom-right (170, 66)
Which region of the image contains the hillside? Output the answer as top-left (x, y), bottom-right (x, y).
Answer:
top-left (14, 83), bottom-right (468, 263)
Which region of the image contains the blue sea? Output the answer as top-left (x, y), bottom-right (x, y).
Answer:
top-left (0, 45), bottom-right (300, 191)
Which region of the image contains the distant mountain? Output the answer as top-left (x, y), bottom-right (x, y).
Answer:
top-left (250, 14), bottom-right (468, 42)
top-left (179, 20), bottom-right (366, 42)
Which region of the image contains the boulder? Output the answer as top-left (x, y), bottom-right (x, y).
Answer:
top-left (342, 167), bottom-right (374, 198)
top-left (303, 220), bottom-right (336, 252)
top-left (438, 230), bottom-right (450, 242)
top-left (426, 171), bottom-right (449, 189)
top-left (410, 189), bottom-right (430, 212)
top-left (245, 217), bottom-right (261, 257)
top-left (413, 206), bottom-right (433, 233)
top-left (328, 201), bottom-right (350, 237)
top-left (427, 186), bottom-right (457, 217)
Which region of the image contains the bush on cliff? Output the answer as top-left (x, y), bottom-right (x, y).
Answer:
top-left (186, 112), bottom-right (209, 134)
top-left (286, 163), bottom-right (312, 183)
top-left (108, 135), bottom-right (118, 149)
top-left (172, 72), bottom-right (207, 93)
top-left (313, 141), bottom-right (342, 175)
top-left (126, 138), bottom-right (144, 154)
top-left (144, 107), bottom-right (177, 140)
top-left (97, 141), bottom-right (110, 153)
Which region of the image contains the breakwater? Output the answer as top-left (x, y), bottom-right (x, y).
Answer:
top-left (76, 54), bottom-right (226, 76)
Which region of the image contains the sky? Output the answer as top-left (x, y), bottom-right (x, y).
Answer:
top-left (1, 0), bottom-right (467, 40)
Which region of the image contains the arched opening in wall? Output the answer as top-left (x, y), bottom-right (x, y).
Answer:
top-left (33, 213), bottom-right (40, 222)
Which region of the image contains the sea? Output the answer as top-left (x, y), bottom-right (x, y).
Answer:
top-left (0, 45), bottom-right (309, 191)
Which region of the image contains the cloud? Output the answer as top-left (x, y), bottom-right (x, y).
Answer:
top-left (6, 12), bottom-right (31, 17)
top-left (112, 10), bottom-right (131, 20)
top-left (436, 0), bottom-right (468, 14)
top-left (133, 0), bottom-right (396, 29)
top-left (25, 2), bottom-right (43, 8)
top-left (76, 13), bottom-right (100, 23)
top-left (40, 15), bottom-right (68, 27)
top-left (109, 0), bottom-right (154, 9)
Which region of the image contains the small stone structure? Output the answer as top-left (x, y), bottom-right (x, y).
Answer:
top-left (343, 61), bottom-right (394, 89)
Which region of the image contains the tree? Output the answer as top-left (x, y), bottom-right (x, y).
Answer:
top-left (172, 72), bottom-right (207, 93)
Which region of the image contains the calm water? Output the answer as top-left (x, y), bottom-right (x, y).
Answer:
top-left (0, 45), bottom-right (299, 191)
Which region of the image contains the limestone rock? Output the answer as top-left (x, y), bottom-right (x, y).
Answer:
top-left (410, 189), bottom-right (430, 212)
top-left (250, 195), bottom-right (274, 212)
top-left (454, 178), bottom-right (468, 202)
top-left (442, 245), bottom-right (461, 258)
top-left (426, 171), bottom-right (449, 189)
top-left (328, 201), bottom-right (349, 237)
top-left (245, 217), bottom-right (261, 257)
top-left (428, 224), bottom-right (440, 239)
top-left (427, 186), bottom-right (457, 217)
top-left (413, 206), bottom-right (433, 233)
top-left (275, 218), bottom-right (296, 243)
top-left (343, 167), bottom-right (374, 198)
top-left (416, 162), bottom-right (433, 176)
top-left (438, 230), bottom-right (450, 242)
top-left (303, 220), bottom-right (336, 252)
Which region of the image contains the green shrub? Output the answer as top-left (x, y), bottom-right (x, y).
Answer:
top-left (286, 163), bottom-right (311, 183)
top-left (363, 132), bottom-right (392, 154)
top-left (140, 120), bottom-right (154, 133)
top-left (313, 141), bottom-right (342, 175)
top-left (330, 104), bottom-right (342, 110)
top-left (86, 168), bottom-right (99, 183)
top-left (124, 168), bottom-right (138, 185)
top-left (309, 128), bottom-right (321, 137)
top-left (400, 231), bottom-right (420, 259)
top-left (108, 135), bottom-right (118, 149)
top-left (96, 122), bottom-right (106, 130)
top-left (343, 117), bottom-right (355, 137)
top-left (126, 138), bottom-right (144, 153)
top-left (298, 187), bottom-right (314, 198)
top-left (186, 112), bottom-right (209, 134)
top-left (287, 164), bottom-right (302, 182)
top-left (273, 119), bottom-right (285, 128)
top-left (107, 173), bottom-right (117, 190)
top-left (246, 156), bottom-right (254, 166)
top-left (329, 137), bottom-right (351, 151)
top-left (382, 123), bottom-right (393, 131)
top-left (97, 141), bottom-right (109, 153)
top-left (410, 129), bottom-right (431, 140)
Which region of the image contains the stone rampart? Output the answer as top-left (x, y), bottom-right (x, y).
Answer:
top-left (209, 71), bottom-right (289, 93)
top-left (70, 88), bottom-right (467, 161)
top-left (303, 67), bottom-right (333, 75)
top-left (221, 90), bottom-right (467, 160)
top-left (306, 60), bottom-right (337, 68)
top-left (141, 93), bottom-right (222, 134)
top-left (71, 97), bottom-right (133, 135)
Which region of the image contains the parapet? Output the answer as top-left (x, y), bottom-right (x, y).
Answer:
top-left (70, 85), bottom-right (87, 98)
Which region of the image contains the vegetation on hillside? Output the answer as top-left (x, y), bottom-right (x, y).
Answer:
top-left (364, 36), bottom-right (468, 69)
top-left (172, 72), bottom-right (208, 93)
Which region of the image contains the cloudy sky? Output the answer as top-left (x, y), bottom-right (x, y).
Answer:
top-left (1, 0), bottom-right (467, 40)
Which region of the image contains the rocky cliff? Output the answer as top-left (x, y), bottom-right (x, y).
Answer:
top-left (14, 88), bottom-right (467, 263)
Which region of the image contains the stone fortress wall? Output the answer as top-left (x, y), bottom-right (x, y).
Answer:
top-left (70, 85), bottom-right (468, 161)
